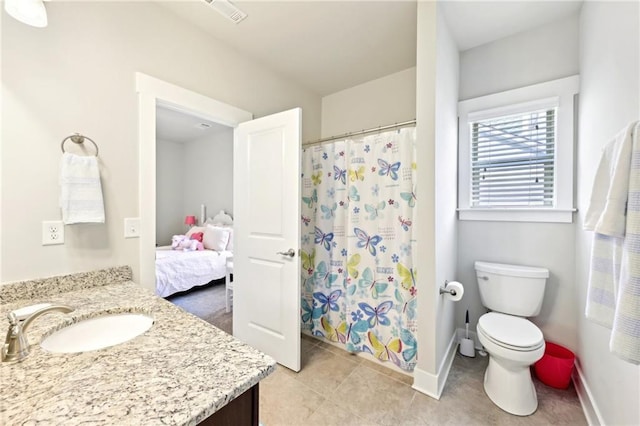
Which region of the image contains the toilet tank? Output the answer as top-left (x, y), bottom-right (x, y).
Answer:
top-left (475, 261), bottom-right (549, 317)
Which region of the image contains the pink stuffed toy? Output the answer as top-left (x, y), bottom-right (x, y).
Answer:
top-left (171, 235), bottom-right (204, 251)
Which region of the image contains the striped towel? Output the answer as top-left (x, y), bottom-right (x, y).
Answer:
top-left (610, 122), bottom-right (640, 364)
top-left (586, 121), bottom-right (640, 364)
top-left (59, 153), bottom-right (105, 224)
top-left (586, 233), bottom-right (623, 327)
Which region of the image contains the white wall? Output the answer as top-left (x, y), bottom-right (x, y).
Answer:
top-left (577, 2), bottom-right (640, 424)
top-left (320, 67), bottom-right (416, 137)
top-left (156, 139), bottom-right (185, 246)
top-left (433, 7), bottom-right (459, 371)
top-left (456, 14), bottom-right (580, 351)
top-left (156, 129), bottom-right (233, 246)
top-left (183, 128), bottom-right (234, 221)
top-left (413, 0), bottom-right (439, 394)
top-left (458, 222), bottom-right (579, 348)
top-left (1, 2), bottom-right (321, 283)
top-left (459, 15), bottom-right (579, 100)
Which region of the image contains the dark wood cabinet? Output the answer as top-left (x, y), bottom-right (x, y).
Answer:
top-left (198, 384), bottom-right (259, 426)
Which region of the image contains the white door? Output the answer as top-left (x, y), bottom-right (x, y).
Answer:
top-left (233, 108), bottom-right (301, 372)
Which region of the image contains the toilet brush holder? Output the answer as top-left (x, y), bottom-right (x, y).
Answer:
top-left (459, 337), bottom-right (475, 358)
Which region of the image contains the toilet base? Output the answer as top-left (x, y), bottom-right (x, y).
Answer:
top-left (483, 355), bottom-right (538, 416)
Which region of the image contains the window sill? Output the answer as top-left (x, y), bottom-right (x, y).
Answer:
top-left (458, 208), bottom-right (576, 223)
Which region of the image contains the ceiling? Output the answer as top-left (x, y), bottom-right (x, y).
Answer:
top-left (160, 0), bottom-right (582, 97)
top-left (156, 105), bottom-right (230, 144)
top-left (159, 0), bottom-right (418, 96)
top-left (440, 1), bottom-right (583, 51)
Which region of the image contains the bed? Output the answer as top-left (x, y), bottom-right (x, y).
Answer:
top-left (156, 211), bottom-right (234, 298)
top-left (155, 247), bottom-right (232, 297)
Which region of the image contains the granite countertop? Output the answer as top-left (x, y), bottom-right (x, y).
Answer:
top-left (0, 267), bottom-right (276, 425)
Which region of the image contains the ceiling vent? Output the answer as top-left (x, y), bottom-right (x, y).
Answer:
top-left (205, 0), bottom-right (247, 24)
top-left (196, 123), bottom-right (212, 130)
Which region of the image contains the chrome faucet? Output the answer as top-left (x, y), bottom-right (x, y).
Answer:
top-left (2, 305), bottom-right (74, 362)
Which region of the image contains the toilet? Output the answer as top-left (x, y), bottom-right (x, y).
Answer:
top-left (474, 261), bottom-right (549, 416)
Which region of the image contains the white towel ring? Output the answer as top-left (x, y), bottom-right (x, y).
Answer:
top-left (61, 133), bottom-right (99, 157)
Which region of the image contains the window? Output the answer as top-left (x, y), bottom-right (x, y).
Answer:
top-left (458, 76), bottom-right (579, 223)
top-left (471, 106), bottom-right (556, 207)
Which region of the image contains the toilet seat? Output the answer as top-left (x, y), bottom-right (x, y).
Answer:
top-left (478, 312), bottom-right (544, 352)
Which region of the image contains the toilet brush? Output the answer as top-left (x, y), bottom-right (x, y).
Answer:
top-left (459, 309), bottom-right (475, 357)
top-left (465, 309), bottom-right (469, 339)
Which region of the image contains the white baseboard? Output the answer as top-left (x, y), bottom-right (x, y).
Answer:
top-left (412, 331), bottom-right (457, 400)
top-left (572, 362), bottom-right (604, 426)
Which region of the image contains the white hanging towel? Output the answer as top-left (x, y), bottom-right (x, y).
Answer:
top-left (584, 123), bottom-right (635, 237)
top-left (584, 123), bottom-right (635, 327)
top-left (59, 153), bottom-right (105, 224)
top-left (585, 121), bottom-right (640, 364)
top-left (610, 122), bottom-right (640, 364)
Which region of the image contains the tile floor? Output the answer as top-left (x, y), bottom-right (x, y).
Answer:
top-left (259, 335), bottom-right (587, 426)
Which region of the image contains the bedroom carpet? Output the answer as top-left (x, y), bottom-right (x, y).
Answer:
top-left (167, 281), bottom-right (233, 335)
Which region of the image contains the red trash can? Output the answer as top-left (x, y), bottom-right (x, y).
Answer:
top-left (534, 342), bottom-right (575, 389)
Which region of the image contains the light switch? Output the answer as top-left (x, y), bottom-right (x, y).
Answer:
top-left (124, 218), bottom-right (140, 238)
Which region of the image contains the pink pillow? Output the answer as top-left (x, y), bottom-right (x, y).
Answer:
top-left (186, 226), bottom-right (205, 238)
top-left (190, 232), bottom-right (204, 242)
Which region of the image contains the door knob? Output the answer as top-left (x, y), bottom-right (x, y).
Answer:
top-left (277, 249), bottom-right (296, 258)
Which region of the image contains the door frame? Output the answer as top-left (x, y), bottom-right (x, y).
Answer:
top-left (136, 73), bottom-right (252, 292)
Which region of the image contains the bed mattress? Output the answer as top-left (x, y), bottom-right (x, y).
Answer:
top-left (155, 247), bottom-right (232, 298)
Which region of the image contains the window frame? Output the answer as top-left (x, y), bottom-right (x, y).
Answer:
top-left (458, 75), bottom-right (579, 223)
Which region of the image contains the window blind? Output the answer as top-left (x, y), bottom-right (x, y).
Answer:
top-left (470, 108), bottom-right (556, 207)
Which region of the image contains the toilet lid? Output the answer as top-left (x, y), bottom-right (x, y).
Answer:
top-left (478, 312), bottom-right (543, 350)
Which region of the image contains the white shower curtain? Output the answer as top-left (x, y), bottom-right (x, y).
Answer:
top-left (300, 127), bottom-right (418, 371)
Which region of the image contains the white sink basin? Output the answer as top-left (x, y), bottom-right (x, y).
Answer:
top-left (41, 313), bottom-right (154, 354)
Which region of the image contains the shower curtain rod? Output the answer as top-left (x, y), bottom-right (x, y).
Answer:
top-left (302, 119), bottom-right (416, 147)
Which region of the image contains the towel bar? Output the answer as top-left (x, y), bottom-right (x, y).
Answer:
top-left (61, 133), bottom-right (99, 157)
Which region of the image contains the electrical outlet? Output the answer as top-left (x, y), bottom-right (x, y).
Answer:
top-left (42, 221), bottom-right (64, 245)
top-left (124, 217), bottom-right (140, 238)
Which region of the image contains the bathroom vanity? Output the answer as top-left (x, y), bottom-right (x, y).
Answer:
top-left (0, 266), bottom-right (275, 425)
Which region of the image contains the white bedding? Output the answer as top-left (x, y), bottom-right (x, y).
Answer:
top-left (155, 247), bottom-right (232, 298)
